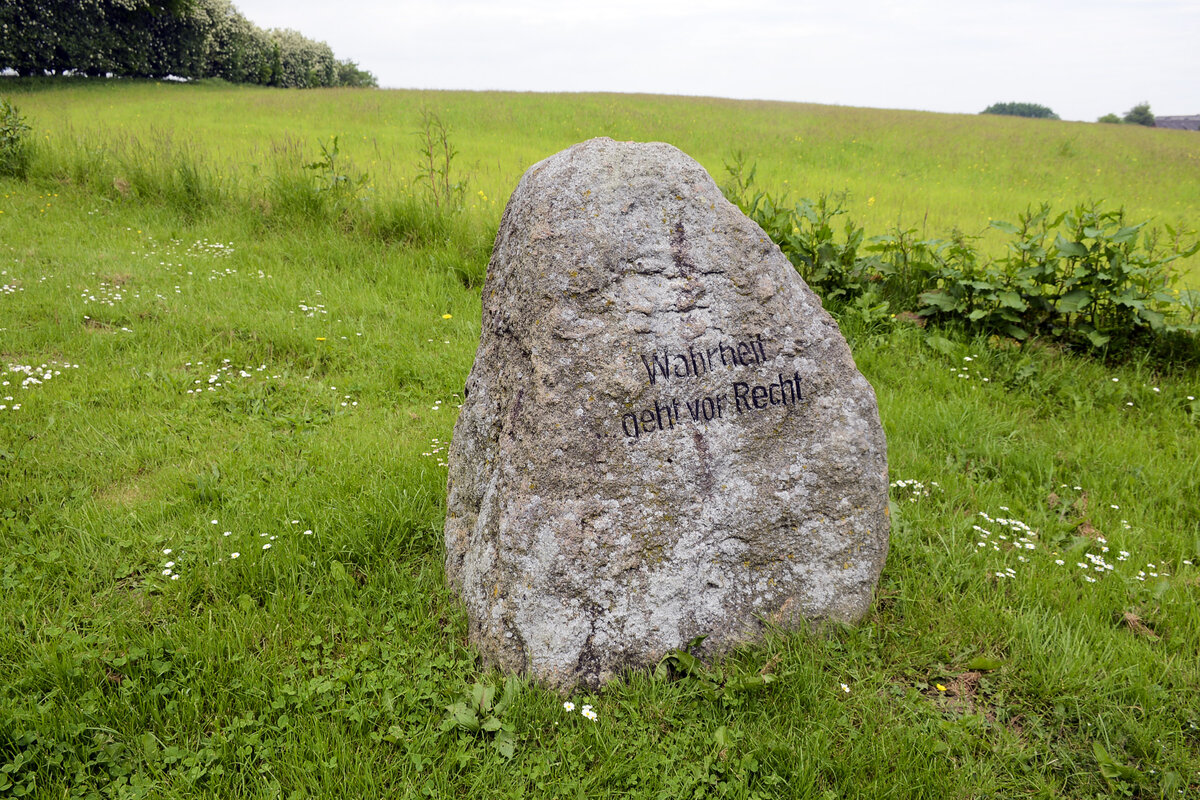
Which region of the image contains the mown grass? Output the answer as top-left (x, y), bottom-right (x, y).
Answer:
top-left (1, 81), bottom-right (1199, 798)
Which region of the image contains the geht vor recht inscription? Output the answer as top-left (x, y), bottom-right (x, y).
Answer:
top-left (621, 331), bottom-right (804, 439)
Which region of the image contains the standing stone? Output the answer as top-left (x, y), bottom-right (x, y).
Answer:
top-left (445, 137), bottom-right (888, 690)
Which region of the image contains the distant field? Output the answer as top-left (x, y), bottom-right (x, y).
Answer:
top-left (6, 79), bottom-right (1200, 279)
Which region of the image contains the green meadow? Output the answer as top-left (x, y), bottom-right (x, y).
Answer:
top-left (1, 80), bottom-right (1199, 798)
top-left (8, 80), bottom-right (1200, 279)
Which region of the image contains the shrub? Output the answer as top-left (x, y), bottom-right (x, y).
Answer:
top-left (1123, 103), bottom-right (1155, 127)
top-left (0, 97), bottom-right (32, 179)
top-left (725, 157), bottom-right (877, 304)
top-left (1097, 113), bottom-right (1121, 124)
top-left (722, 160), bottom-right (1200, 359)
top-left (918, 203), bottom-right (1198, 350)
top-left (336, 59), bottom-right (377, 88)
top-left (981, 102), bottom-right (1059, 120)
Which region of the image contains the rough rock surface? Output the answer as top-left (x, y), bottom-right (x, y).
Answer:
top-left (445, 138), bottom-right (889, 690)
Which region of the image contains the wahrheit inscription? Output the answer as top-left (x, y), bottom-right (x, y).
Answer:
top-left (621, 332), bottom-right (803, 439)
top-left (445, 137), bottom-right (889, 691)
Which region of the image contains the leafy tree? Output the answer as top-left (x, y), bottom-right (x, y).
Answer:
top-left (269, 28), bottom-right (335, 88)
top-left (336, 59), bottom-right (377, 88)
top-left (981, 102), bottom-right (1059, 120)
top-left (1097, 113), bottom-right (1121, 124)
top-left (0, 0), bottom-right (376, 87)
top-left (207, 0), bottom-right (273, 84)
top-left (1123, 103), bottom-right (1155, 127)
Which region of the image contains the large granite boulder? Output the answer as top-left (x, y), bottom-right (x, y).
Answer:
top-left (444, 137), bottom-right (888, 690)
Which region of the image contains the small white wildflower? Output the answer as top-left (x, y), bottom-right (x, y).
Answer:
top-left (162, 548), bottom-right (172, 555)
top-left (840, 683), bottom-right (850, 693)
top-left (563, 701), bottom-right (575, 712)
top-left (263, 543), bottom-right (271, 550)
top-left (164, 561), bottom-right (174, 568)
top-left (230, 552), bottom-right (240, 559)
top-left (1055, 559), bottom-right (1065, 565)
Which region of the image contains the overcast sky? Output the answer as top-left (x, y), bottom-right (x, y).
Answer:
top-left (233, 0), bottom-right (1199, 122)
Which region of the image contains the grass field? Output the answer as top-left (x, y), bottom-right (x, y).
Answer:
top-left (6, 79), bottom-right (1200, 281)
top-left (1, 80), bottom-right (1199, 798)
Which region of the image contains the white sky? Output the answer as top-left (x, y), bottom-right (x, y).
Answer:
top-left (233, 0), bottom-right (1200, 122)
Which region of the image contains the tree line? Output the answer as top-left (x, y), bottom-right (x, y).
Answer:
top-left (982, 101), bottom-right (1158, 127)
top-left (0, 0), bottom-right (377, 88)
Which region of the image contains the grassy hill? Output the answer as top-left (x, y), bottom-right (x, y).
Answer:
top-left (1, 80), bottom-right (1198, 798)
top-left (7, 79), bottom-right (1200, 278)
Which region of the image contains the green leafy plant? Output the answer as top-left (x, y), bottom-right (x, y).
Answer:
top-left (304, 135), bottom-right (361, 197)
top-left (863, 224), bottom-right (947, 309)
top-left (265, 134), bottom-right (367, 222)
top-left (0, 97), bottom-right (32, 179)
top-left (723, 156), bottom-right (877, 304)
top-left (654, 637), bottom-right (776, 702)
top-left (417, 110), bottom-right (464, 212)
top-left (1093, 741), bottom-right (1145, 794)
top-left (919, 202), bottom-right (1199, 350)
top-left (439, 676), bottom-right (519, 758)
top-left (723, 157), bottom-right (1200, 360)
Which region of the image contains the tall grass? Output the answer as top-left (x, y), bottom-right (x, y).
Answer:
top-left (7, 79), bottom-right (1199, 281)
top-left (18, 112), bottom-right (488, 263)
